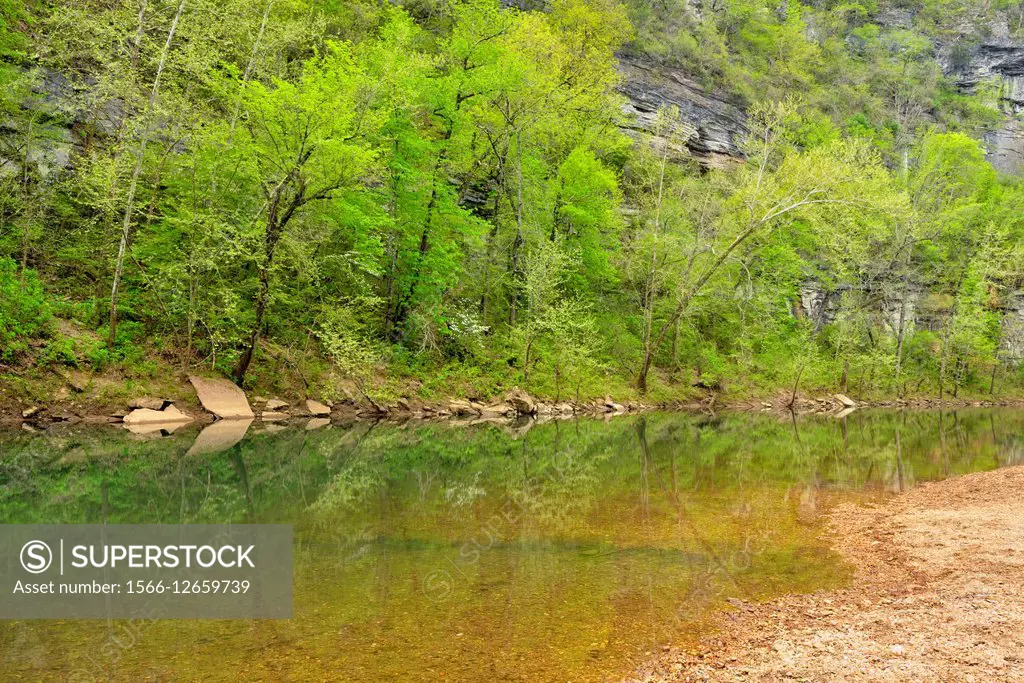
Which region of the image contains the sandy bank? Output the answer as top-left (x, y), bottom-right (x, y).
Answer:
top-left (632, 465), bottom-right (1024, 682)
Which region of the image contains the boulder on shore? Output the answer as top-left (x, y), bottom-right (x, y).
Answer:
top-left (603, 396), bottom-right (625, 413)
top-left (479, 402), bottom-right (514, 418)
top-left (265, 398), bottom-right (289, 411)
top-left (305, 399), bottom-right (331, 417)
top-left (189, 375), bottom-right (254, 419)
top-left (505, 388), bottom-right (536, 415)
top-left (129, 397), bottom-right (168, 411)
top-left (123, 404), bottom-right (193, 426)
top-left (834, 393), bottom-right (857, 408)
top-left (448, 399), bottom-right (480, 417)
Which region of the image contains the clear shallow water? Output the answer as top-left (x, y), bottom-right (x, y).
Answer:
top-left (1, 409), bottom-right (1021, 681)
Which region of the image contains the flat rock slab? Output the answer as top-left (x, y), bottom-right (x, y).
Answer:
top-left (129, 397), bottom-right (168, 411)
top-left (189, 375), bottom-right (254, 419)
top-left (123, 405), bottom-right (194, 426)
top-left (305, 399), bottom-right (331, 417)
top-left (834, 393), bottom-right (857, 407)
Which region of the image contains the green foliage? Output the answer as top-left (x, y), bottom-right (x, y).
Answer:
top-left (0, 257), bottom-right (50, 361)
top-left (1, 0), bottom-right (1024, 403)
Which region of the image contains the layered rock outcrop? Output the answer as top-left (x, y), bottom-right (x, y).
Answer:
top-left (616, 55), bottom-right (747, 168)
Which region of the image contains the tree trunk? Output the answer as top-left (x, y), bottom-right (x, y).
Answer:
top-left (637, 134), bottom-right (669, 393)
top-left (937, 273), bottom-right (967, 401)
top-left (228, 0), bottom-right (274, 141)
top-left (130, 0), bottom-right (148, 70)
top-left (232, 267), bottom-right (270, 386)
top-left (787, 363), bottom-right (805, 409)
top-left (233, 197), bottom-right (284, 386)
top-left (232, 176), bottom-right (301, 386)
top-left (637, 346), bottom-right (652, 394)
top-left (391, 198), bottom-right (433, 339)
top-left (894, 278), bottom-right (909, 377)
top-left (391, 140), bottom-right (450, 338)
top-left (109, 0), bottom-right (186, 346)
top-left (634, 194), bottom-right (802, 394)
top-left (508, 130), bottom-right (525, 327)
top-left (938, 345), bottom-right (947, 400)
top-left (382, 140), bottom-right (402, 336)
top-left (19, 113), bottom-right (35, 277)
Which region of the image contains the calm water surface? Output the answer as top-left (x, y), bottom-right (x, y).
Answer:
top-left (1, 409), bottom-right (1021, 681)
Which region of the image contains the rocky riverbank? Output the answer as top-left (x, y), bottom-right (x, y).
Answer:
top-left (0, 374), bottom-right (660, 432)
top-left (4, 368), bottom-right (1024, 432)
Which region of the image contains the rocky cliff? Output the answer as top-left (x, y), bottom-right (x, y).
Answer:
top-left (616, 55), bottom-right (746, 169)
top-left (615, 12), bottom-right (1024, 173)
top-left (946, 31), bottom-right (1024, 174)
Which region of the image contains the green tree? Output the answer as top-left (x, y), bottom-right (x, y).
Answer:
top-left (214, 43), bottom-right (380, 384)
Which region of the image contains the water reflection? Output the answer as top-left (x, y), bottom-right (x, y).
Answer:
top-left (186, 418), bottom-right (253, 456)
top-left (0, 409), bottom-right (1021, 681)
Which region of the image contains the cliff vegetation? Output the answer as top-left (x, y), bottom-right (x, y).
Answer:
top-left (1, 0), bottom-right (1024, 408)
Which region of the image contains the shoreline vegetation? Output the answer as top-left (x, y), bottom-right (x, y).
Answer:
top-left (3, 0), bottom-right (1024, 415)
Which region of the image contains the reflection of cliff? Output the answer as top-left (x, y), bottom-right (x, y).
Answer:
top-left (883, 457), bottom-right (914, 494)
top-left (4, 410), bottom-right (1024, 525)
top-left (1001, 437), bottom-right (1024, 465)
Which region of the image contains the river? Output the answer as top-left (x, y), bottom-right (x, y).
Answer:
top-left (0, 409), bottom-right (1020, 681)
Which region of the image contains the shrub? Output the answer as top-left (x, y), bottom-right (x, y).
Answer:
top-left (0, 257), bottom-right (51, 361)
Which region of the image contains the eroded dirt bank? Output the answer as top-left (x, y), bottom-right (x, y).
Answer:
top-left (632, 465), bottom-right (1024, 682)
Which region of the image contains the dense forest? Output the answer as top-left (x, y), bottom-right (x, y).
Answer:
top-left (1, 0), bottom-right (1024, 404)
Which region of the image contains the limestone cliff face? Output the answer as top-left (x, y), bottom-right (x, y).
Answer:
top-left (795, 276), bottom-right (1024, 364)
top-left (999, 291), bottom-right (1024, 362)
top-left (0, 67), bottom-right (128, 183)
top-left (615, 55), bottom-right (747, 169)
top-left (945, 33), bottom-right (1024, 174)
top-left (614, 13), bottom-right (1024, 173)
